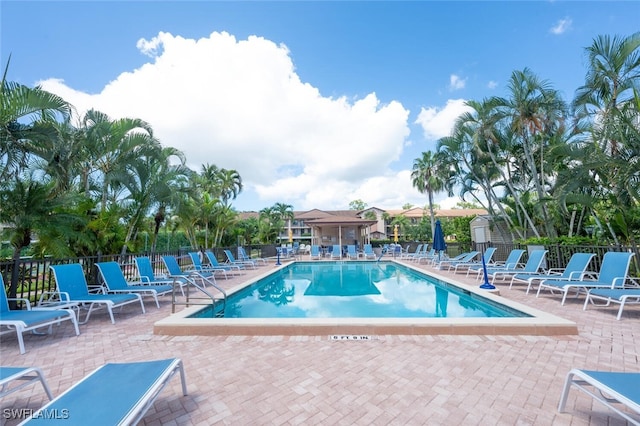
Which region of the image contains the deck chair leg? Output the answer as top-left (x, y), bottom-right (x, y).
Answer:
top-left (557, 371), bottom-right (573, 412)
top-left (15, 325), bottom-right (26, 355)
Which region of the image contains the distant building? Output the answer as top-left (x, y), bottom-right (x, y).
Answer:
top-left (239, 207), bottom-right (488, 246)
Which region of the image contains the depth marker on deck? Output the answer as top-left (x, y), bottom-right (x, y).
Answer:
top-left (329, 335), bottom-right (375, 341)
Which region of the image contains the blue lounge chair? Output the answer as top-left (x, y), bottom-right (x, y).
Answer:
top-left (487, 249), bottom-right (548, 284)
top-left (309, 245), bottom-right (322, 260)
top-left (509, 252), bottom-right (595, 294)
top-left (436, 251), bottom-right (480, 271)
top-left (362, 244), bottom-right (376, 260)
top-left (50, 263), bottom-right (145, 324)
top-left (134, 256), bottom-right (187, 296)
top-left (330, 244), bottom-right (342, 260)
top-left (96, 261), bottom-right (173, 309)
top-left (558, 369), bottom-right (640, 424)
top-left (416, 248), bottom-right (437, 264)
top-left (238, 247), bottom-right (268, 265)
top-left (451, 248), bottom-right (497, 273)
top-left (346, 245), bottom-right (358, 260)
top-left (0, 366), bottom-right (53, 400)
top-left (401, 244), bottom-right (423, 260)
top-left (584, 287), bottom-right (640, 320)
top-left (21, 358), bottom-right (188, 425)
top-left (224, 249), bottom-right (256, 269)
top-left (0, 275), bottom-right (80, 355)
top-left (537, 252), bottom-right (635, 305)
top-left (162, 255), bottom-right (217, 287)
top-left (470, 249), bottom-right (526, 280)
top-left (188, 252), bottom-right (229, 279)
top-left (204, 251), bottom-right (244, 274)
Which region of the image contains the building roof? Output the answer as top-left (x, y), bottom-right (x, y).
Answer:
top-left (305, 215), bottom-right (377, 226)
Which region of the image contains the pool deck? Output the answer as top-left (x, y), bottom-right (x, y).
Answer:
top-left (1, 256), bottom-right (639, 425)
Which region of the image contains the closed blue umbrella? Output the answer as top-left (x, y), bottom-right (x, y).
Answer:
top-left (432, 220), bottom-right (446, 261)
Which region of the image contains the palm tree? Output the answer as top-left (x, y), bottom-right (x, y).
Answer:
top-left (216, 168), bottom-right (243, 206)
top-left (1, 63), bottom-right (72, 184)
top-left (0, 179), bottom-right (83, 301)
top-left (495, 68), bottom-right (567, 238)
top-left (120, 145), bottom-right (191, 253)
top-left (258, 207), bottom-right (283, 243)
top-left (272, 202), bottom-right (294, 242)
top-left (573, 32), bottom-right (640, 155)
top-left (80, 109), bottom-right (158, 211)
top-left (411, 151), bottom-right (452, 236)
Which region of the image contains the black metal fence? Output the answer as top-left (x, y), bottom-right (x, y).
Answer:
top-left (1, 245), bottom-right (275, 307)
top-left (2, 242), bottom-right (638, 306)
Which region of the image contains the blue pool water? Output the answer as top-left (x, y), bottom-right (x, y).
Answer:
top-left (190, 262), bottom-right (530, 319)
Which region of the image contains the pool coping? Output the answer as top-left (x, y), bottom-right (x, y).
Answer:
top-left (153, 260), bottom-right (578, 336)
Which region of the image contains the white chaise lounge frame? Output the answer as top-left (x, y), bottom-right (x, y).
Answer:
top-left (0, 367), bottom-right (53, 401)
top-left (20, 358), bottom-right (188, 425)
top-left (558, 369), bottom-right (640, 425)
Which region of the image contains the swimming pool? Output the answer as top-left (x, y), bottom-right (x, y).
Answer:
top-left (190, 262), bottom-right (529, 319)
top-left (154, 260), bottom-right (578, 336)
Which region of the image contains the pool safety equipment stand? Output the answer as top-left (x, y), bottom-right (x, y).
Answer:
top-left (479, 250), bottom-right (496, 290)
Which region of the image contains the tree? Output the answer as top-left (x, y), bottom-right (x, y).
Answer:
top-left (411, 151), bottom-right (452, 237)
top-left (0, 179), bottom-right (83, 301)
top-left (349, 199), bottom-right (367, 210)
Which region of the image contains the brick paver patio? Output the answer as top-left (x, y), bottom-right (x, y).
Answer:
top-left (1, 257), bottom-right (638, 425)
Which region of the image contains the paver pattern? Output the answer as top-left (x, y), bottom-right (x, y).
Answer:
top-left (1, 256), bottom-right (638, 425)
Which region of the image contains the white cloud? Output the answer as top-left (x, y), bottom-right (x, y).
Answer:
top-left (487, 80), bottom-right (498, 89)
top-left (550, 18), bottom-right (572, 35)
top-left (38, 31), bottom-right (414, 211)
top-left (449, 74), bottom-right (466, 91)
top-left (414, 99), bottom-right (473, 141)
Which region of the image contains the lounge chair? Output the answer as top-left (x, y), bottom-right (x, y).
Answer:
top-left (346, 245), bottom-right (358, 260)
top-left (162, 255), bottom-right (217, 287)
top-left (584, 287), bottom-right (640, 320)
top-left (204, 251), bottom-right (244, 274)
top-left (558, 369), bottom-right (640, 425)
top-left (238, 247), bottom-right (268, 265)
top-left (509, 252), bottom-right (595, 294)
top-left (0, 366), bottom-right (53, 400)
top-left (96, 261), bottom-right (173, 309)
top-left (451, 248), bottom-right (497, 273)
top-left (486, 249), bottom-right (548, 284)
top-left (330, 244), bottom-right (342, 260)
top-left (188, 252), bottom-right (229, 279)
top-left (400, 244), bottom-right (423, 260)
top-left (436, 251), bottom-right (480, 271)
top-left (50, 263), bottom-right (145, 324)
top-left (0, 276), bottom-right (80, 355)
top-left (134, 256), bottom-right (187, 296)
top-left (416, 248), bottom-right (437, 264)
top-left (309, 245), bottom-right (322, 260)
top-left (362, 244), bottom-right (377, 260)
top-left (224, 249), bottom-right (256, 269)
top-left (469, 249), bottom-right (526, 280)
top-left (537, 251), bottom-right (635, 305)
top-left (21, 358), bottom-right (188, 425)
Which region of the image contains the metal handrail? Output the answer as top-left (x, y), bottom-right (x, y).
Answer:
top-left (170, 272), bottom-right (227, 316)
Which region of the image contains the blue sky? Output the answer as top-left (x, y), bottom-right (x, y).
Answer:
top-left (2, 1), bottom-right (639, 212)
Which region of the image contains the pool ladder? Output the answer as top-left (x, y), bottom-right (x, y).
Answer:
top-left (170, 273), bottom-right (227, 316)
